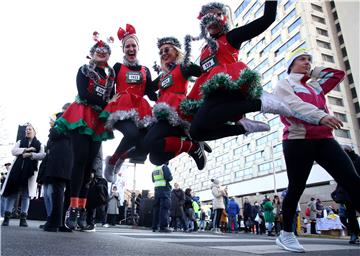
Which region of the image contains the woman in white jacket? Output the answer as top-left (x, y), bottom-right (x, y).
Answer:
top-left (211, 178), bottom-right (226, 234)
top-left (1, 124), bottom-right (45, 227)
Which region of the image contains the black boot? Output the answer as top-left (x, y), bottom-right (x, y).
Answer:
top-left (2, 211), bottom-right (11, 226)
top-left (188, 142), bottom-right (206, 170)
top-left (19, 212), bottom-right (28, 227)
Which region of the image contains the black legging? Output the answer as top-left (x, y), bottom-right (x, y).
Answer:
top-left (281, 138), bottom-right (360, 232)
top-left (112, 120), bottom-right (147, 160)
top-left (143, 120), bottom-right (187, 165)
top-left (190, 93), bottom-right (261, 141)
top-left (70, 132), bottom-right (101, 198)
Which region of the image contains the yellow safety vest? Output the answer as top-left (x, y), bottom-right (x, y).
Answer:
top-left (153, 166), bottom-right (166, 188)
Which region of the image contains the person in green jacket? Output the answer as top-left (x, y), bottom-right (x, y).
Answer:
top-left (262, 196), bottom-right (275, 236)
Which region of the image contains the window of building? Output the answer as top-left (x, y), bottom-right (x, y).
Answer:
top-left (317, 40), bottom-right (331, 49)
top-left (275, 32), bottom-right (301, 57)
top-left (322, 54), bottom-right (334, 63)
top-left (333, 112), bottom-right (347, 122)
top-left (273, 144), bottom-right (283, 158)
top-left (234, 143), bottom-right (250, 156)
top-left (351, 87), bottom-right (358, 99)
top-left (316, 27), bottom-right (328, 36)
top-left (260, 35), bottom-right (282, 58)
top-left (272, 9), bottom-right (296, 35)
top-left (333, 11), bottom-right (338, 20)
top-left (348, 74), bottom-right (354, 84)
top-left (258, 162), bottom-right (271, 174)
top-left (338, 34), bottom-right (344, 44)
top-left (284, 0), bottom-right (296, 11)
top-left (269, 117), bottom-right (280, 126)
top-left (334, 129), bottom-right (351, 139)
top-left (263, 80), bottom-right (272, 91)
top-left (341, 47), bottom-right (348, 58)
top-left (254, 4), bottom-right (265, 19)
top-left (312, 15), bottom-right (326, 24)
top-left (344, 60), bottom-right (351, 70)
top-left (247, 58), bottom-right (255, 68)
top-left (256, 132), bottom-right (278, 146)
top-left (278, 70), bottom-right (287, 80)
top-left (243, 0), bottom-right (260, 21)
top-left (311, 3), bottom-right (323, 12)
top-left (254, 58), bottom-right (269, 71)
top-left (240, 41), bottom-right (250, 51)
top-left (235, 167), bottom-right (253, 179)
top-left (355, 103), bottom-right (360, 113)
top-left (336, 23), bottom-right (341, 33)
top-left (235, 0), bottom-right (252, 18)
top-left (330, 1), bottom-right (335, 9)
top-left (288, 17), bottom-right (301, 34)
top-left (328, 96), bottom-right (344, 106)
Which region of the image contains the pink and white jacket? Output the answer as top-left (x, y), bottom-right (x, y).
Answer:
top-left (274, 67), bottom-right (345, 140)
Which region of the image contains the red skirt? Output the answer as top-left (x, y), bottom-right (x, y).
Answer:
top-left (152, 92), bottom-right (189, 128)
top-left (100, 93), bottom-right (153, 129)
top-left (56, 102), bottom-right (113, 141)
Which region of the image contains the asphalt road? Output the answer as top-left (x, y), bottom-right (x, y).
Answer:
top-left (1, 220), bottom-right (359, 256)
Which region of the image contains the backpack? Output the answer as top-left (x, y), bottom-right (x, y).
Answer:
top-left (305, 207), bottom-right (310, 217)
top-left (86, 177), bottom-right (109, 210)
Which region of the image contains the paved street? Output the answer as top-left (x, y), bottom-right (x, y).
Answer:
top-left (1, 221), bottom-right (359, 256)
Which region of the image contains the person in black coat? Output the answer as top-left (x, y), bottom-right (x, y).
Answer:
top-left (333, 145), bottom-right (360, 244)
top-left (170, 183), bottom-right (187, 231)
top-left (243, 197), bottom-right (252, 233)
top-left (37, 105), bottom-right (73, 232)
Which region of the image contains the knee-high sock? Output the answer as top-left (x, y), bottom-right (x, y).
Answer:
top-left (164, 137), bottom-right (196, 156)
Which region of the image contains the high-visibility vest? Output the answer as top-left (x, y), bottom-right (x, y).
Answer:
top-left (153, 166), bottom-right (166, 188)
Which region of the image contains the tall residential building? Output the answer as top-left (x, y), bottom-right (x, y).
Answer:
top-left (169, 0), bottom-right (359, 204)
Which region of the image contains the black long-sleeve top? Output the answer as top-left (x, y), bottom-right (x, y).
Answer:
top-left (113, 63), bottom-right (158, 101)
top-left (76, 66), bottom-right (109, 109)
top-left (226, 0), bottom-right (277, 50)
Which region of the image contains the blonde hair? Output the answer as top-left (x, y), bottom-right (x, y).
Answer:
top-left (160, 45), bottom-right (184, 72)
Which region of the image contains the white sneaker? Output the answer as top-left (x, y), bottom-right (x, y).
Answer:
top-left (104, 156), bottom-right (115, 183)
top-left (276, 230), bottom-right (305, 253)
top-left (238, 117), bottom-right (270, 135)
top-left (260, 91), bottom-right (292, 117)
top-left (102, 223), bottom-right (109, 228)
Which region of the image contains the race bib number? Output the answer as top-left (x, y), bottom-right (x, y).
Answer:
top-left (95, 85), bottom-right (106, 96)
top-left (126, 71), bottom-right (143, 84)
top-left (201, 55), bottom-right (217, 72)
top-left (160, 74), bottom-right (173, 89)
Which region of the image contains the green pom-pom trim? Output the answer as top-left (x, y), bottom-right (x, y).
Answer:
top-left (200, 69), bottom-right (262, 99)
top-left (154, 110), bottom-right (169, 120)
top-left (180, 98), bottom-right (204, 116)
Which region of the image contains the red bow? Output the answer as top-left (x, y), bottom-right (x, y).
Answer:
top-left (117, 24), bottom-right (136, 41)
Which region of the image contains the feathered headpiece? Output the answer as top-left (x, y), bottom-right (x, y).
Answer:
top-left (89, 31), bottom-right (113, 56)
top-left (157, 37), bottom-right (181, 49)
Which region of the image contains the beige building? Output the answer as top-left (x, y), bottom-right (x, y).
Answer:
top-left (169, 0), bottom-right (359, 206)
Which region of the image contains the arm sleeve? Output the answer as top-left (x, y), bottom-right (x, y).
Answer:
top-left (180, 63), bottom-right (203, 79)
top-left (76, 68), bottom-right (106, 108)
top-left (144, 67), bottom-right (158, 101)
top-left (31, 144), bottom-right (46, 160)
top-left (162, 165), bottom-right (173, 182)
top-left (227, 0), bottom-right (277, 49)
top-left (11, 141), bottom-right (25, 156)
top-left (274, 81), bottom-right (328, 125)
top-left (311, 67), bottom-right (345, 95)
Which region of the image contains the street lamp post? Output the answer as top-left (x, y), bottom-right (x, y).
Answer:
top-left (270, 142), bottom-right (277, 194)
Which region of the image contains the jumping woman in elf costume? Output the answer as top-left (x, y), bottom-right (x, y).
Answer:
top-left (143, 37), bottom-right (210, 170)
top-left (100, 24), bottom-right (157, 183)
top-left (55, 32), bottom-right (115, 230)
top-left (181, 0), bottom-right (293, 142)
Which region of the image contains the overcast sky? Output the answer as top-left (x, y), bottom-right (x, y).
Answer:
top-left (0, 0), bottom-right (233, 190)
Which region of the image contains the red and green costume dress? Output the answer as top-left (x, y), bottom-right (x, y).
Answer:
top-left (152, 64), bottom-right (192, 129)
top-left (180, 35), bottom-right (262, 119)
top-left (55, 65), bottom-right (114, 141)
top-left (100, 64), bottom-right (153, 129)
